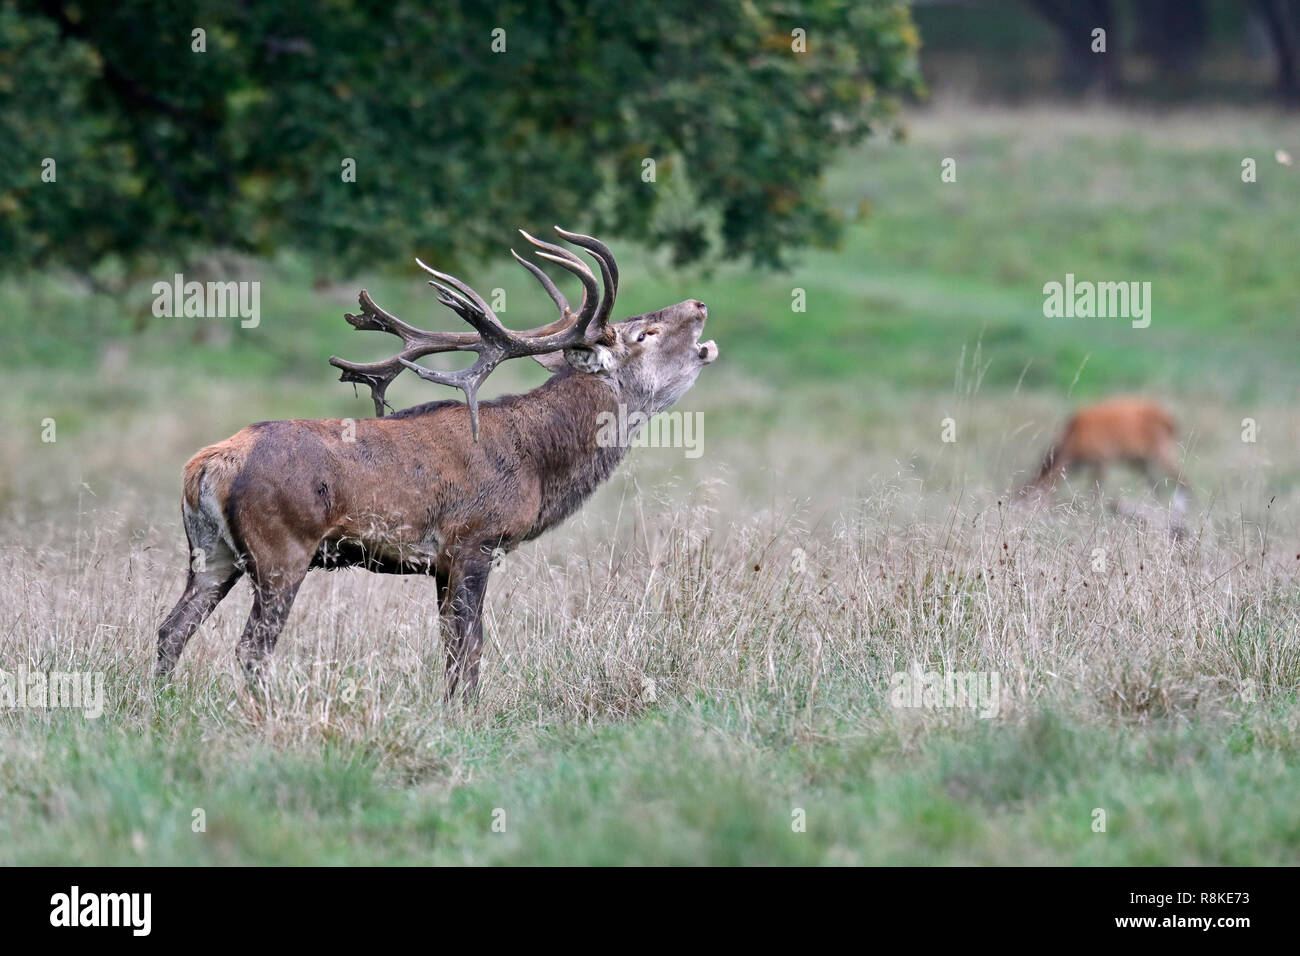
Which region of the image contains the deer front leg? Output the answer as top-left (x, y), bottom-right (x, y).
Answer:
top-left (440, 556), bottom-right (491, 702)
top-left (1147, 447), bottom-right (1191, 535)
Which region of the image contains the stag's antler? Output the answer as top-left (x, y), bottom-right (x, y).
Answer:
top-left (329, 227), bottom-right (619, 439)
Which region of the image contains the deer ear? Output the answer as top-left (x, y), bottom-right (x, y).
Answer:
top-left (563, 345), bottom-right (615, 375)
top-left (532, 352), bottom-right (568, 373)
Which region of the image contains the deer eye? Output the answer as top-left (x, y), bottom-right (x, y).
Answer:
top-left (636, 329), bottom-right (659, 342)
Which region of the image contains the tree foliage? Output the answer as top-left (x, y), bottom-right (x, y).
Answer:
top-left (1, 0), bottom-right (921, 271)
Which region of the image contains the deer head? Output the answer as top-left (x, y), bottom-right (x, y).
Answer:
top-left (568, 300), bottom-right (718, 417)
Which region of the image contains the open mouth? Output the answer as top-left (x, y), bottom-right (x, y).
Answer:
top-left (693, 312), bottom-right (717, 363)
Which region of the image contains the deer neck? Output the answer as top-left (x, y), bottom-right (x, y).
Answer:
top-left (516, 369), bottom-right (633, 538)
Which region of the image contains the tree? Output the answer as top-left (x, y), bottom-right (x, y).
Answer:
top-left (1, 0), bottom-right (921, 272)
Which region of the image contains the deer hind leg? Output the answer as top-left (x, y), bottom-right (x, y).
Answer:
top-left (440, 557), bottom-right (491, 702)
top-left (156, 522), bottom-right (243, 678)
top-left (236, 557), bottom-right (311, 681)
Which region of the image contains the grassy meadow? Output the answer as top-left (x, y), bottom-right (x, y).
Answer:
top-left (3, 105), bottom-right (1300, 864)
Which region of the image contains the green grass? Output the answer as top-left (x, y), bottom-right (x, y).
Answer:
top-left (6, 701), bottom-right (1300, 865)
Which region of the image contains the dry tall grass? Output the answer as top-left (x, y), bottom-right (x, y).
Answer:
top-left (4, 439), bottom-right (1296, 776)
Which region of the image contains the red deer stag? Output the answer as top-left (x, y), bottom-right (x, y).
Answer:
top-left (1018, 397), bottom-right (1189, 530)
top-left (155, 228), bottom-right (718, 698)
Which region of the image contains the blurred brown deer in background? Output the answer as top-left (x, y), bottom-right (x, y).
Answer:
top-left (155, 228), bottom-right (718, 699)
top-left (1019, 397), bottom-right (1190, 532)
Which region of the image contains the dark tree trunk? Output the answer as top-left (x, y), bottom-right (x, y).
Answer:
top-left (1136, 0), bottom-right (1207, 77)
top-left (1253, 0), bottom-right (1300, 108)
top-left (1026, 0), bottom-right (1122, 98)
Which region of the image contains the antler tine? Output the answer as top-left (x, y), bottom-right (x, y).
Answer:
top-left (518, 229), bottom-right (601, 333)
top-left (553, 227), bottom-right (619, 326)
top-left (426, 280), bottom-right (473, 313)
top-left (535, 255), bottom-right (601, 340)
top-left (397, 351), bottom-right (501, 440)
top-left (534, 251), bottom-right (598, 294)
top-left (328, 354), bottom-right (405, 417)
top-left (517, 228), bottom-right (586, 268)
top-left (343, 289), bottom-right (430, 344)
top-left (415, 257), bottom-right (495, 319)
top-left (511, 248), bottom-right (570, 315)
top-left (425, 279), bottom-right (503, 338)
top-left (521, 230), bottom-right (602, 338)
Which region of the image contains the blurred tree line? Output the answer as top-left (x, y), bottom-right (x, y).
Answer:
top-left (0, 0), bottom-right (921, 274)
top-left (915, 0), bottom-right (1300, 105)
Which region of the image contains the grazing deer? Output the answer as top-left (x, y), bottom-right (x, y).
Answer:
top-left (1018, 397), bottom-right (1189, 528)
top-left (155, 228), bottom-right (718, 698)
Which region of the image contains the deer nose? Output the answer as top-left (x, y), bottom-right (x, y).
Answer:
top-left (692, 300), bottom-right (707, 318)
